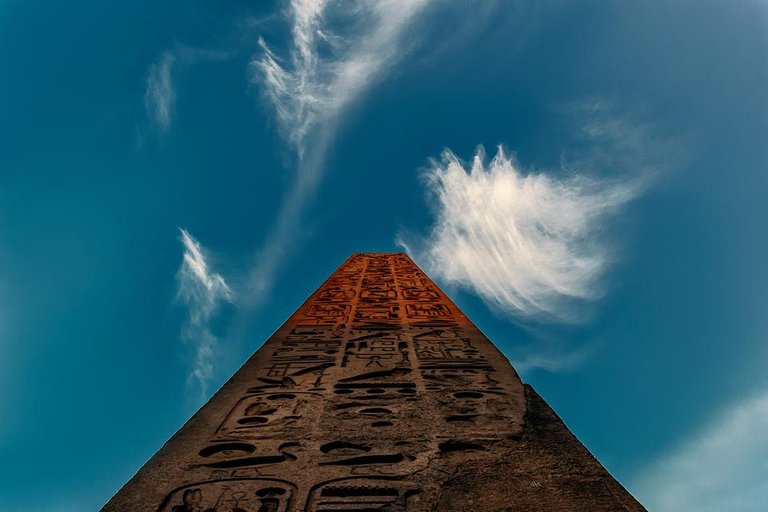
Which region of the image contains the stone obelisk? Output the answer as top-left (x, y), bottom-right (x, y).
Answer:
top-left (104, 253), bottom-right (646, 511)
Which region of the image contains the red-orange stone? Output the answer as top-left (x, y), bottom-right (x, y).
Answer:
top-left (103, 253), bottom-right (646, 511)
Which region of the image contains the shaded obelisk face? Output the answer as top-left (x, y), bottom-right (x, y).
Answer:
top-left (105, 253), bottom-right (646, 512)
top-left (105, 253), bottom-right (527, 511)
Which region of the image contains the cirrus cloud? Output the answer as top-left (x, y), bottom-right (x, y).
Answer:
top-left (144, 51), bottom-right (176, 133)
top-left (399, 146), bottom-right (644, 322)
top-left (253, 0), bottom-right (431, 156)
top-left (143, 45), bottom-right (232, 135)
top-left (176, 228), bottom-right (233, 402)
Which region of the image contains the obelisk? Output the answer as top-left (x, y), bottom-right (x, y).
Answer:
top-left (104, 253), bottom-right (646, 511)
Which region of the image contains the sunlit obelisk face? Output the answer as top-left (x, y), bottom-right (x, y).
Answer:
top-left (104, 253), bottom-right (646, 512)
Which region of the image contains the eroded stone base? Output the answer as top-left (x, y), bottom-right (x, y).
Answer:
top-left (431, 385), bottom-right (645, 511)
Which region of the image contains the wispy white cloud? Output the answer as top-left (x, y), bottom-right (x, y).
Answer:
top-left (511, 342), bottom-right (597, 373)
top-left (144, 51), bottom-right (176, 132)
top-left (176, 228), bottom-right (233, 402)
top-left (565, 99), bottom-right (669, 180)
top-left (245, 0), bottom-right (432, 306)
top-left (398, 146), bottom-right (644, 322)
top-left (253, 0), bottom-right (430, 156)
top-left (143, 46), bottom-right (232, 134)
top-left (631, 390), bottom-right (768, 512)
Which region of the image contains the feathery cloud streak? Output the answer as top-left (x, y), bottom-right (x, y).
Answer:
top-left (246, 0), bottom-right (431, 304)
top-left (143, 46), bottom-right (231, 135)
top-left (176, 229), bottom-right (233, 401)
top-left (254, 0), bottom-right (430, 156)
top-left (631, 390), bottom-right (768, 511)
top-left (144, 51), bottom-right (176, 132)
top-left (400, 147), bottom-right (643, 322)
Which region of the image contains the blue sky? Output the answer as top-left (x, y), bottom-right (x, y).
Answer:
top-left (1, 1), bottom-right (767, 510)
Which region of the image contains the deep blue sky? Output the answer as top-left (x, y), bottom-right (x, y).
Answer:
top-left (1, 1), bottom-right (767, 510)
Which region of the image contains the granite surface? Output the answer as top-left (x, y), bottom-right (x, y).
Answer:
top-left (103, 253), bottom-right (646, 512)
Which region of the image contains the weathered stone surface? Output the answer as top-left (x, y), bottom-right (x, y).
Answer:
top-left (104, 253), bottom-right (646, 511)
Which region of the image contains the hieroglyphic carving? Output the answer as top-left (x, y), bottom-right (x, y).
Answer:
top-left (158, 479), bottom-right (296, 512)
top-left (304, 477), bottom-right (420, 512)
top-left (216, 392), bottom-right (324, 440)
top-left (105, 253), bottom-right (648, 512)
top-left (112, 254), bottom-right (527, 511)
